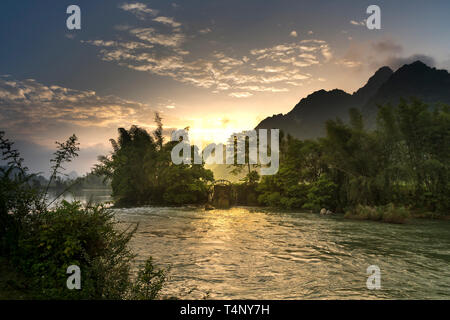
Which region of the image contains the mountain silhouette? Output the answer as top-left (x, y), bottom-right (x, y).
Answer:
top-left (256, 61), bottom-right (450, 139)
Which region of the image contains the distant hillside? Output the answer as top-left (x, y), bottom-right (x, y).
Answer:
top-left (362, 61), bottom-right (450, 119)
top-left (256, 61), bottom-right (450, 139)
top-left (0, 166), bottom-right (48, 187)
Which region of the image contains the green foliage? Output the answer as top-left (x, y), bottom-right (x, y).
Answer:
top-left (243, 170), bottom-right (260, 185)
top-left (161, 158), bottom-right (213, 205)
top-left (325, 100), bottom-right (449, 213)
top-left (227, 131), bottom-right (261, 177)
top-left (256, 136), bottom-right (329, 210)
top-left (94, 114), bottom-right (214, 206)
top-left (383, 203), bottom-right (411, 224)
top-left (1, 131), bottom-right (45, 256)
top-left (344, 204), bottom-right (411, 224)
top-left (129, 257), bottom-right (167, 300)
top-left (303, 175), bottom-right (337, 211)
top-left (1, 133), bottom-right (166, 299)
top-left (11, 201), bottom-right (166, 299)
top-left (44, 134), bottom-right (80, 200)
top-left (259, 191), bottom-right (281, 207)
top-left (344, 204), bottom-right (383, 221)
top-left (14, 201), bottom-right (135, 299)
top-left (255, 100), bottom-right (449, 218)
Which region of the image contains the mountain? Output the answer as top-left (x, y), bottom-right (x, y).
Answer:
top-left (353, 66), bottom-right (394, 104)
top-left (67, 170), bottom-right (79, 180)
top-left (362, 61), bottom-right (450, 119)
top-left (0, 165), bottom-right (49, 186)
top-left (256, 61), bottom-right (450, 139)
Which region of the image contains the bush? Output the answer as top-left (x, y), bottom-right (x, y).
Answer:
top-left (344, 203), bottom-right (411, 224)
top-left (257, 191), bottom-right (277, 207)
top-left (0, 132), bottom-right (167, 299)
top-left (14, 201), bottom-right (166, 299)
top-left (383, 203), bottom-right (411, 224)
top-left (129, 257), bottom-right (167, 300)
top-left (257, 182), bottom-right (309, 209)
top-left (279, 196), bottom-right (306, 210)
top-left (302, 175), bottom-right (337, 212)
top-left (232, 183), bottom-right (259, 206)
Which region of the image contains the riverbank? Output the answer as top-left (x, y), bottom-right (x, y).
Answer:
top-left (231, 204), bottom-right (449, 223)
top-left (110, 201), bottom-right (450, 223)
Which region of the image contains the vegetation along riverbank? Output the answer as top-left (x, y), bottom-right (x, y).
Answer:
top-left (1, 98), bottom-right (448, 299)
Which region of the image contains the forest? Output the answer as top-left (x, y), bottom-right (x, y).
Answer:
top-left (93, 99), bottom-right (449, 222)
top-left (257, 99), bottom-right (449, 222)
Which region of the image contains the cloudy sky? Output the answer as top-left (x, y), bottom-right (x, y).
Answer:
top-left (1, 0), bottom-right (450, 175)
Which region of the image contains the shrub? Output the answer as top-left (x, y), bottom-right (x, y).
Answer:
top-left (14, 201), bottom-right (166, 299)
top-left (383, 203), bottom-right (411, 224)
top-left (303, 175), bottom-right (337, 212)
top-left (266, 192), bottom-right (281, 207)
top-left (0, 132), bottom-right (167, 299)
top-left (129, 257), bottom-right (167, 300)
top-left (345, 203), bottom-right (411, 224)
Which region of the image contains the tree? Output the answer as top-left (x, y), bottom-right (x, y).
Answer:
top-left (94, 114), bottom-right (214, 206)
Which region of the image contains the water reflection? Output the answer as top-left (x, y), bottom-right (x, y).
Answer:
top-left (46, 189), bottom-right (112, 205)
top-left (114, 206), bottom-right (450, 299)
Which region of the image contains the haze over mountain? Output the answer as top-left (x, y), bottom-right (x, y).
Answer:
top-left (256, 61), bottom-right (450, 139)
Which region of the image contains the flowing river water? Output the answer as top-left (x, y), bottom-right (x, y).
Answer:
top-left (55, 191), bottom-right (450, 299)
top-left (113, 206), bottom-right (450, 300)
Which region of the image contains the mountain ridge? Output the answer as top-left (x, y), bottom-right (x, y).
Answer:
top-left (256, 61), bottom-right (450, 139)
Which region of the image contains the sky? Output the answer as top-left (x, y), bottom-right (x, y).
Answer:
top-left (1, 0), bottom-right (450, 175)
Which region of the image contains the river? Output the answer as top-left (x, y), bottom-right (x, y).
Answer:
top-left (55, 191), bottom-right (450, 299)
top-left (114, 206), bottom-right (450, 299)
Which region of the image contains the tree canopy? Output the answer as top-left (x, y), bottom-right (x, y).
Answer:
top-left (94, 113), bottom-right (214, 206)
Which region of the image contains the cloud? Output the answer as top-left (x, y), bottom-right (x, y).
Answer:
top-left (336, 41), bottom-right (372, 71)
top-left (114, 24), bottom-right (132, 31)
top-left (383, 54), bottom-right (436, 70)
top-left (129, 27), bottom-right (185, 47)
top-left (290, 30), bottom-right (298, 38)
top-left (255, 66), bottom-right (286, 73)
top-left (236, 85), bottom-right (289, 92)
top-left (320, 45), bottom-right (333, 62)
top-left (0, 75), bottom-right (155, 133)
top-left (229, 92), bottom-right (253, 98)
top-left (335, 36), bottom-right (436, 74)
top-left (82, 39), bottom-right (154, 50)
top-left (250, 40), bottom-right (330, 67)
top-left (153, 16), bottom-right (181, 28)
top-left (350, 20), bottom-right (366, 26)
top-left (336, 59), bottom-right (362, 68)
top-left (84, 6), bottom-right (333, 97)
top-left (119, 2), bottom-right (159, 19)
top-left (86, 34), bottom-right (324, 95)
top-left (198, 27), bottom-right (212, 34)
top-left (372, 39), bottom-right (403, 54)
